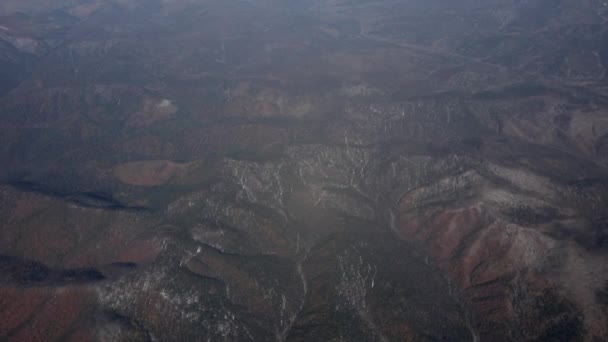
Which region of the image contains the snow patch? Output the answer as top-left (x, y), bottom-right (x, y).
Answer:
top-left (159, 99), bottom-right (172, 107)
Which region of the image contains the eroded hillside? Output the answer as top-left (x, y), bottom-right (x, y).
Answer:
top-left (1, 0), bottom-right (608, 341)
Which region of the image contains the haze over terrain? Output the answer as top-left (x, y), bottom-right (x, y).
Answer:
top-left (1, 0), bottom-right (608, 340)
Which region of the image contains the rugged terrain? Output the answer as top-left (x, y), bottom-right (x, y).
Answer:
top-left (1, 0), bottom-right (608, 341)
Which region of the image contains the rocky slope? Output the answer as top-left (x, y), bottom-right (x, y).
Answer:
top-left (1, 0), bottom-right (608, 341)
